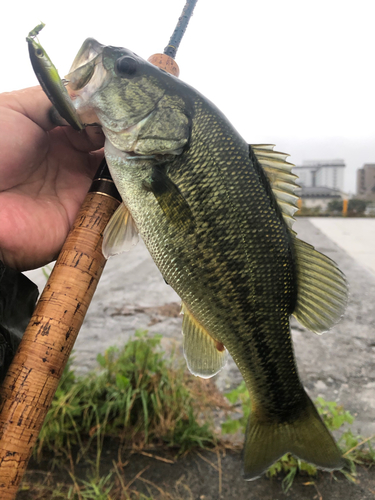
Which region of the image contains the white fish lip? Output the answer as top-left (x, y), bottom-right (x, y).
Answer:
top-left (68, 38), bottom-right (105, 74)
top-left (65, 56), bottom-right (109, 126)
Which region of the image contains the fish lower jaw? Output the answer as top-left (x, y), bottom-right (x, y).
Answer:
top-left (104, 136), bottom-right (178, 163)
top-left (69, 103), bottom-right (99, 126)
top-left (104, 138), bottom-right (151, 162)
top-left (124, 151), bottom-right (156, 160)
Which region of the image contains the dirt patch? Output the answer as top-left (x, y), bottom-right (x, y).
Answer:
top-left (19, 446), bottom-right (375, 500)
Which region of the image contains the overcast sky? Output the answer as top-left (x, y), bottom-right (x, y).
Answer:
top-left (2, 0), bottom-right (374, 193)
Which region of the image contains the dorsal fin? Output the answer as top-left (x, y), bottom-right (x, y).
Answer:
top-left (252, 144), bottom-right (348, 334)
top-left (292, 238), bottom-right (348, 333)
top-left (251, 144), bottom-right (300, 229)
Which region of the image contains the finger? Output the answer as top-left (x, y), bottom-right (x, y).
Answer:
top-left (0, 100), bottom-right (49, 188)
top-left (0, 86), bottom-right (57, 132)
top-left (61, 125), bottom-right (105, 154)
top-left (1, 86), bottom-right (106, 152)
top-left (85, 126), bottom-right (106, 150)
top-left (89, 148), bottom-right (105, 175)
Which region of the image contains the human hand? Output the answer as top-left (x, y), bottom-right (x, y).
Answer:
top-left (0, 86), bottom-right (105, 271)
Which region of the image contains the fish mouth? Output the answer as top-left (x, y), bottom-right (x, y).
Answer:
top-left (68, 38), bottom-right (105, 73)
top-left (64, 40), bottom-right (109, 126)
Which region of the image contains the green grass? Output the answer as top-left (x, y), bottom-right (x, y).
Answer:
top-left (20, 332), bottom-right (374, 498)
top-left (221, 381), bottom-right (375, 492)
top-left (35, 331), bottom-right (216, 468)
top-left (21, 331), bottom-right (215, 498)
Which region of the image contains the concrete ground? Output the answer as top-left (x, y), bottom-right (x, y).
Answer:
top-left (310, 217), bottom-right (375, 276)
top-left (25, 217), bottom-right (375, 437)
top-left (291, 218), bottom-right (375, 437)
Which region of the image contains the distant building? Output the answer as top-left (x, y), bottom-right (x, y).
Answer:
top-left (357, 164), bottom-right (375, 200)
top-left (295, 186), bottom-right (343, 210)
top-left (293, 160), bottom-right (346, 210)
top-left (293, 159), bottom-right (345, 191)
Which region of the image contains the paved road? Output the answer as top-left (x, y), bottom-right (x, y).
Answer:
top-left (24, 217), bottom-right (375, 437)
top-left (310, 217), bottom-right (375, 276)
top-left (291, 218), bottom-right (375, 437)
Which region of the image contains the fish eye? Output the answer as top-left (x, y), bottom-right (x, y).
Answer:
top-left (36, 48), bottom-right (44, 58)
top-left (115, 56), bottom-right (137, 77)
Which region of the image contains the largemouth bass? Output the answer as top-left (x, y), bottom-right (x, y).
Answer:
top-left (64, 39), bottom-right (348, 479)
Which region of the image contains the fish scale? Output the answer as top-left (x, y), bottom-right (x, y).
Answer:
top-left (123, 95), bottom-right (301, 417)
top-left (68, 41), bottom-right (347, 479)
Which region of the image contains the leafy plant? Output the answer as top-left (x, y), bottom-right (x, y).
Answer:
top-left (327, 199), bottom-right (343, 214)
top-left (221, 381), bottom-right (250, 435)
top-left (295, 205), bottom-right (322, 216)
top-left (348, 198), bottom-right (368, 216)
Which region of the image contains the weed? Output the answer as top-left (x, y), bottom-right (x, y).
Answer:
top-left (26, 332), bottom-right (375, 498)
top-left (220, 381), bottom-right (249, 435)
top-left (36, 331), bottom-right (216, 467)
top-left (24, 332), bottom-right (216, 498)
top-left (41, 264), bottom-right (53, 280)
top-left (68, 470), bottom-right (115, 499)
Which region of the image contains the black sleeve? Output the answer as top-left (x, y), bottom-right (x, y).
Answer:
top-left (0, 261), bottom-right (39, 383)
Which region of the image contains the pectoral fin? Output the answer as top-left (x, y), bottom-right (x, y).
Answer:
top-left (292, 237), bottom-right (348, 333)
top-left (181, 303), bottom-right (227, 379)
top-left (102, 203), bottom-right (139, 258)
top-left (145, 168), bottom-right (194, 233)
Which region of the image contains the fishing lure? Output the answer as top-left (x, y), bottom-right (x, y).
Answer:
top-left (26, 23), bottom-right (83, 130)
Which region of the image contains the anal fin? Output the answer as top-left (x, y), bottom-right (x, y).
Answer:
top-left (181, 303), bottom-right (227, 379)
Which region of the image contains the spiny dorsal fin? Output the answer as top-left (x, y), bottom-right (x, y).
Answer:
top-left (292, 238), bottom-right (348, 334)
top-left (251, 144), bottom-right (299, 229)
top-left (181, 303), bottom-right (227, 379)
top-left (102, 202), bottom-right (139, 258)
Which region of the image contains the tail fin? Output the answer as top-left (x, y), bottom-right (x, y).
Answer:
top-left (243, 392), bottom-right (345, 480)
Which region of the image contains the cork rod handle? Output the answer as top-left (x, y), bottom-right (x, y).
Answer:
top-left (0, 163), bottom-right (121, 497)
top-left (0, 55), bottom-right (178, 498)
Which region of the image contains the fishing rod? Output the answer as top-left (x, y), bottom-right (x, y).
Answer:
top-left (164, 0), bottom-right (198, 59)
top-left (0, 0), bottom-right (198, 497)
top-left (148, 0), bottom-right (198, 73)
